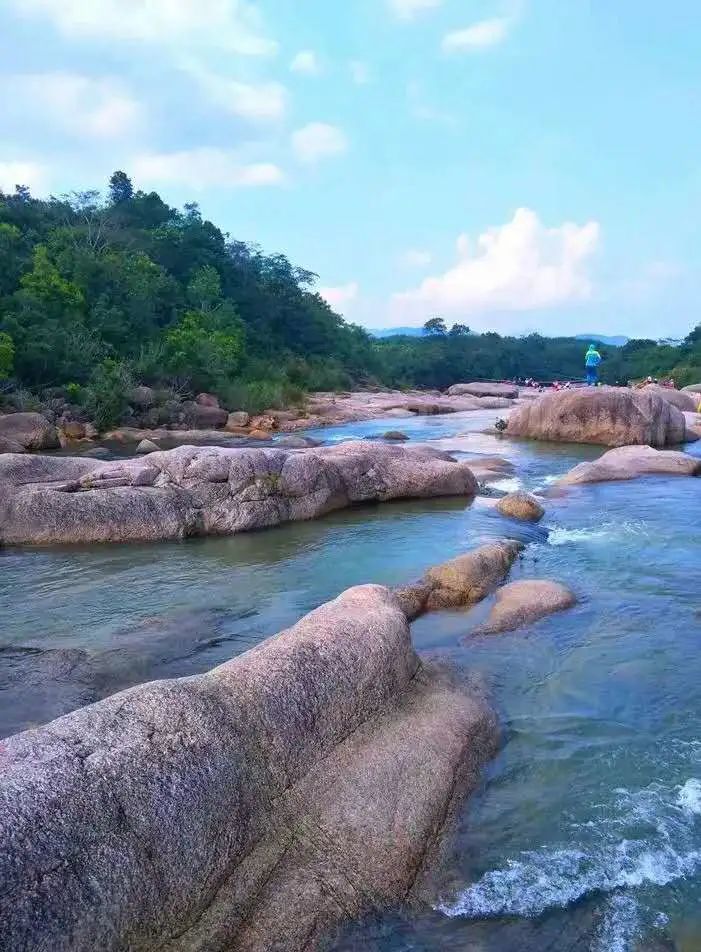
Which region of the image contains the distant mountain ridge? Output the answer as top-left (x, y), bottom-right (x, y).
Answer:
top-left (370, 326), bottom-right (425, 338)
top-left (575, 334), bottom-right (629, 347)
top-left (369, 327), bottom-right (630, 346)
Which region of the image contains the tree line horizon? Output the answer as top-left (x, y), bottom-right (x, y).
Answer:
top-left (0, 171), bottom-right (699, 426)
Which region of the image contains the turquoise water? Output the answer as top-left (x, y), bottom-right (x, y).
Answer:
top-left (1, 410), bottom-right (700, 949)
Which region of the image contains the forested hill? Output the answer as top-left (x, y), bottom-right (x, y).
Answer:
top-left (1, 172), bottom-right (699, 426)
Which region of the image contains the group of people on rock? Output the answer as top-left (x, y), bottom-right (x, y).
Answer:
top-left (504, 345), bottom-right (682, 394)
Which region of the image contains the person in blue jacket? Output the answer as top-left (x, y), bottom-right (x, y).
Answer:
top-left (584, 343), bottom-right (602, 386)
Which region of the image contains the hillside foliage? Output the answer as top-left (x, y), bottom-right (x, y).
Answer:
top-left (1, 173), bottom-right (699, 424)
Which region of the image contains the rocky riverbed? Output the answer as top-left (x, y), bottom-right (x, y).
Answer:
top-left (2, 385), bottom-right (700, 951)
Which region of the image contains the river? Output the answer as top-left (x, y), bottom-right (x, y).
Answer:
top-left (1, 408), bottom-right (700, 950)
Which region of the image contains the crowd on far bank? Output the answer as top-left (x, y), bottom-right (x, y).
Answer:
top-left (511, 374), bottom-right (680, 392)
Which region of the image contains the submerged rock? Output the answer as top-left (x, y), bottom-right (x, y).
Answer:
top-left (83, 447), bottom-right (111, 459)
top-left (393, 540), bottom-right (522, 619)
top-left (383, 430), bottom-right (409, 441)
top-left (276, 435), bottom-right (320, 448)
top-left (0, 411), bottom-right (59, 451)
top-left (447, 382), bottom-right (519, 399)
top-left (0, 646), bottom-right (98, 738)
top-left (506, 387), bottom-right (686, 447)
top-left (0, 585), bottom-right (497, 952)
top-left (0, 441), bottom-right (478, 546)
top-left (472, 579), bottom-right (576, 634)
top-left (558, 445), bottom-right (701, 485)
top-left (495, 491), bottom-right (544, 522)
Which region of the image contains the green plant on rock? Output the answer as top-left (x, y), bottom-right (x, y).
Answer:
top-left (65, 381), bottom-right (83, 403)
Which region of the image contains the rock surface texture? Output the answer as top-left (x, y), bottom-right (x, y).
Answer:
top-left (393, 541), bottom-right (522, 620)
top-left (558, 445), bottom-right (701, 485)
top-left (0, 411), bottom-right (59, 452)
top-left (0, 441), bottom-right (479, 545)
top-left (683, 411), bottom-right (701, 440)
top-left (447, 382), bottom-right (519, 399)
top-left (0, 585), bottom-right (498, 952)
top-left (495, 491), bottom-right (544, 522)
top-left (472, 579), bottom-right (576, 634)
top-left (641, 383), bottom-right (698, 413)
top-left (506, 387), bottom-right (687, 447)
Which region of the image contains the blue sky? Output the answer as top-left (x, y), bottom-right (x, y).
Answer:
top-left (1, 0), bottom-right (700, 338)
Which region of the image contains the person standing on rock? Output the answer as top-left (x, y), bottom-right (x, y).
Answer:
top-left (584, 343), bottom-right (602, 386)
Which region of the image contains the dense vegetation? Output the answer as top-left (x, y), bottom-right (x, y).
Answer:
top-left (1, 173), bottom-right (700, 427)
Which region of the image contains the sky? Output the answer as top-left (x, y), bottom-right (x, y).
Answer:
top-left (1, 0), bottom-right (701, 338)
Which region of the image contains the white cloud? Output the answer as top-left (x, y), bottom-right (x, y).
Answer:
top-left (0, 160), bottom-right (49, 195)
top-left (318, 282), bottom-right (359, 311)
top-left (290, 50), bottom-right (321, 76)
top-left (291, 123), bottom-right (348, 164)
top-left (180, 62), bottom-right (286, 121)
top-left (388, 0), bottom-right (442, 20)
top-left (400, 249), bottom-right (433, 268)
top-left (11, 0), bottom-right (277, 55)
top-left (442, 18), bottom-right (511, 52)
top-left (5, 73), bottom-right (143, 140)
top-left (392, 208), bottom-right (600, 322)
top-left (349, 61), bottom-right (372, 85)
top-left (131, 148), bottom-right (284, 190)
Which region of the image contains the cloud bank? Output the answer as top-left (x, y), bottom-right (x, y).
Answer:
top-left (391, 208), bottom-right (600, 325)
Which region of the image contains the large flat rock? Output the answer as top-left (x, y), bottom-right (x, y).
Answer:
top-left (0, 441), bottom-right (478, 545)
top-left (447, 382), bottom-right (519, 399)
top-left (506, 387), bottom-right (686, 447)
top-left (557, 445), bottom-right (701, 485)
top-left (0, 585), bottom-right (497, 952)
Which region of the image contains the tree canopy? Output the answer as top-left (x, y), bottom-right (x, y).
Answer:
top-left (1, 174), bottom-right (699, 425)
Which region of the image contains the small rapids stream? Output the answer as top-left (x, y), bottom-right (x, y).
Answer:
top-left (2, 408), bottom-right (700, 950)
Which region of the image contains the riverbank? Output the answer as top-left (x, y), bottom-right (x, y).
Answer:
top-left (2, 388), bottom-right (700, 950)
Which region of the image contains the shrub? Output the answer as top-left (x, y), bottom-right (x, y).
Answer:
top-left (83, 358), bottom-right (134, 430)
top-left (5, 387), bottom-right (41, 412)
top-left (220, 379), bottom-right (304, 414)
top-left (0, 332), bottom-right (14, 381)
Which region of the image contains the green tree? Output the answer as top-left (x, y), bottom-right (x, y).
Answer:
top-left (4, 245), bottom-right (87, 383)
top-left (423, 316), bottom-right (447, 335)
top-left (108, 170), bottom-right (134, 205)
top-left (449, 323), bottom-right (470, 336)
top-left (187, 265), bottom-right (221, 312)
top-left (164, 309), bottom-right (244, 391)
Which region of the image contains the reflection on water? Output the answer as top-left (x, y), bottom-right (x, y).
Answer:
top-left (2, 411), bottom-right (701, 950)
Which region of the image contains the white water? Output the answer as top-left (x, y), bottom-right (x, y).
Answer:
top-left (437, 775), bottom-right (701, 947)
top-left (547, 521), bottom-right (649, 546)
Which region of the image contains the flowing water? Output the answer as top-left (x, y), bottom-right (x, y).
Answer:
top-left (1, 409), bottom-right (700, 950)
